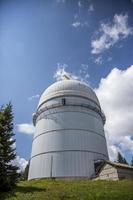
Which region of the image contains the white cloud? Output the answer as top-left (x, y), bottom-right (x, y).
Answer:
top-left (72, 21), bottom-right (81, 28)
top-left (17, 123), bottom-right (35, 135)
top-left (108, 145), bottom-right (122, 161)
top-left (28, 94), bottom-right (40, 101)
top-left (94, 56), bottom-right (103, 65)
top-left (54, 63), bottom-right (90, 84)
top-left (72, 12), bottom-right (89, 29)
top-left (91, 14), bottom-right (133, 54)
top-left (12, 156), bottom-right (28, 172)
top-left (72, 21), bottom-right (89, 28)
top-left (54, 63), bottom-right (79, 81)
top-left (119, 136), bottom-right (133, 152)
top-left (95, 65), bottom-right (133, 161)
top-left (88, 4), bottom-right (94, 12)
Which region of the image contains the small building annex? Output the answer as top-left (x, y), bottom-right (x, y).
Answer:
top-left (95, 160), bottom-right (133, 180)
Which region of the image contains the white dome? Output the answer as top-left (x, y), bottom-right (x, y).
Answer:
top-left (38, 80), bottom-right (99, 108)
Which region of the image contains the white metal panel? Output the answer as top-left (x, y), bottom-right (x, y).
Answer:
top-left (34, 110), bottom-right (104, 138)
top-left (31, 131), bottom-right (108, 157)
top-left (29, 151), bottom-right (106, 179)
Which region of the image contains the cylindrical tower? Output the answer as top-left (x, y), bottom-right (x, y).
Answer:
top-left (28, 79), bottom-right (108, 180)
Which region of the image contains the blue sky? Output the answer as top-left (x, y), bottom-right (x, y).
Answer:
top-left (1, 0), bottom-right (133, 169)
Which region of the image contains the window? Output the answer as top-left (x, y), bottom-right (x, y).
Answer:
top-left (62, 98), bottom-right (66, 105)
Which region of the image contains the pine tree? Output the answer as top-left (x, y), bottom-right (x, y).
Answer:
top-left (123, 157), bottom-right (128, 165)
top-left (0, 103), bottom-right (19, 191)
top-left (130, 156), bottom-right (133, 167)
top-left (117, 152), bottom-right (123, 163)
top-left (117, 152), bottom-right (128, 165)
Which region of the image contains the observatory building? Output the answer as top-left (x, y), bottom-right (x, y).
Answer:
top-left (28, 79), bottom-right (108, 180)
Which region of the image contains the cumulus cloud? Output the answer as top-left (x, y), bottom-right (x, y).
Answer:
top-left (12, 156), bottom-right (28, 172)
top-left (119, 136), bottom-right (133, 152)
top-left (108, 145), bottom-right (123, 161)
top-left (91, 14), bottom-right (133, 54)
top-left (17, 123), bottom-right (35, 135)
top-left (54, 63), bottom-right (90, 84)
top-left (95, 65), bottom-right (133, 161)
top-left (28, 94), bottom-right (40, 101)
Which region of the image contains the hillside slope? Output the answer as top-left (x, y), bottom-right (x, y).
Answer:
top-left (1, 179), bottom-right (133, 200)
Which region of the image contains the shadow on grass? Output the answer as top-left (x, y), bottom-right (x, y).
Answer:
top-left (16, 185), bottom-right (46, 193)
top-left (0, 185), bottom-right (46, 200)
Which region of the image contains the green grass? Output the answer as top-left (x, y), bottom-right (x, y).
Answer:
top-left (1, 179), bottom-right (133, 200)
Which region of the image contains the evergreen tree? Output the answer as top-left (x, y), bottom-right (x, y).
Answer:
top-left (130, 156), bottom-right (133, 167)
top-left (123, 157), bottom-right (128, 165)
top-left (0, 103), bottom-right (19, 191)
top-left (117, 152), bottom-right (128, 165)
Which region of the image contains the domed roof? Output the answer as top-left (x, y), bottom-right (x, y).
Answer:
top-left (38, 80), bottom-right (100, 108)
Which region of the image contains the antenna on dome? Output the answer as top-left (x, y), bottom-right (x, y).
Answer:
top-left (63, 73), bottom-right (72, 80)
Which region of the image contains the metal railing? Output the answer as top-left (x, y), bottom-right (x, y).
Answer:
top-left (33, 102), bottom-right (106, 126)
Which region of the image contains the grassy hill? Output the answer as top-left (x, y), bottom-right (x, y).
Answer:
top-left (1, 179), bottom-right (133, 200)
